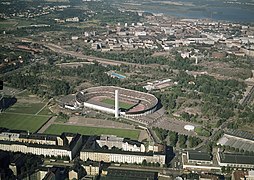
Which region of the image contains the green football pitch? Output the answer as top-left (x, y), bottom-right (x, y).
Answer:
top-left (0, 113), bottom-right (50, 132)
top-left (101, 98), bottom-right (134, 109)
top-left (6, 102), bottom-right (45, 114)
top-left (45, 124), bottom-right (140, 140)
top-left (0, 89), bottom-right (52, 132)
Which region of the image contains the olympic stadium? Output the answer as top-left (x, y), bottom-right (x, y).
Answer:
top-left (75, 86), bottom-right (159, 117)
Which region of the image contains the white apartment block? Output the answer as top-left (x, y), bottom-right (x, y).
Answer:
top-left (0, 130), bottom-right (83, 160)
top-left (80, 150), bottom-right (165, 165)
top-left (96, 135), bottom-right (146, 152)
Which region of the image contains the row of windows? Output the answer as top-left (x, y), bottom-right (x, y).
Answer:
top-left (80, 152), bottom-right (164, 164)
top-left (0, 137), bottom-right (56, 145)
top-left (222, 163), bottom-right (254, 168)
top-left (0, 144), bottom-right (71, 158)
top-left (189, 160), bottom-right (212, 164)
top-left (110, 155), bottom-right (144, 163)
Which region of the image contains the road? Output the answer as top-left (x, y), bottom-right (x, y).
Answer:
top-left (35, 98), bottom-right (53, 115)
top-left (44, 160), bottom-right (73, 167)
top-left (188, 118), bottom-right (232, 151)
top-left (109, 165), bottom-right (182, 177)
top-left (37, 116), bottom-right (56, 133)
top-left (148, 128), bottom-right (161, 144)
top-left (43, 161), bottom-right (182, 177)
top-left (43, 43), bottom-right (162, 68)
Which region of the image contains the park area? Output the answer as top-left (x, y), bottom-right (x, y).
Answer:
top-left (194, 127), bottom-right (211, 137)
top-left (45, 124), bottom-right (140, 140)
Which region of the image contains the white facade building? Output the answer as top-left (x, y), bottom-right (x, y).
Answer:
top-left (96, 135), bottom-right (146, 152)
top-left (80, 150), bottom-right (165, 165)
top-left (0, 131), bottom-right (83, 160)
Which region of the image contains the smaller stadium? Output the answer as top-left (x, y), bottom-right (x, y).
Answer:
top-left (76, 86), bottom-right (159, 117)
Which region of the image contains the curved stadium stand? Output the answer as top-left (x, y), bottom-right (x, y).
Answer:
top-left (76, 86), bottom-right (158, 117)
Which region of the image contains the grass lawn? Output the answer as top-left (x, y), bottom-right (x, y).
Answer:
top-left (0, 20), bottom-right (17, 29)
top-left (37, 107), bottom-right (53, 116)
top-left (16, 18), bottom-right (33, 27)
top-left (6, 103), bottom-right (45, 114)
top-left (16, 90), bottom-right (31, 97)
top-left (0, 113), bottom-right (50, 132)
top-left (195, 127), bottom-right (211, 137)
top-left (115, 71), bottom-right (126, 76)
top-left (101, 98), bottom-right (134, 109)
top-left (239, 124), bottom-right (254, 134)
top-left (45, 124), bottom-right (140, 140)
top-left (55, 116), bottom-right (68, 123)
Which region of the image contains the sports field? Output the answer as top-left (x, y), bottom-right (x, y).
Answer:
top-left (0, 89), bottom-right (52, 132)
top-left (0, 113), bottom-right (49, 132)
top-left (45, 124), bottom-right (140, 140)
top-left (101, 98), bottom-right (134, 109)
top-left (37, 106), bottom-right (54, 116)
top-left (6, 103), bottom-right (46, 114)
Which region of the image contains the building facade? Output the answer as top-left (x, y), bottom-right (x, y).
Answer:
top-left (0, 130), bottom-right (83, 160)
top-left (217, 151), bottom-right (254, 169)
top-left (96, 135), bottom-right (146, 152)
top-left (80, 150), bottom-right (165, 165)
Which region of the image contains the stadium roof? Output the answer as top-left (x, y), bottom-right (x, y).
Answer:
top-left (219, 153), bottom-right (254, 165)
top-left (188, 151), bottom-right (212, 161)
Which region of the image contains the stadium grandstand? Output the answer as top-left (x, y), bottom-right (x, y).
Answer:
top-left (76, 86), bottom-right (159, 118)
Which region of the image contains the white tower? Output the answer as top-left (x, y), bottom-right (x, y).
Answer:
top-left (115, 90), bottom-right (119, 118)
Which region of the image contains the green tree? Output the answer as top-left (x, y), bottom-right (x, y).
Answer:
top-left (142, 159), bottom-right (147, 166)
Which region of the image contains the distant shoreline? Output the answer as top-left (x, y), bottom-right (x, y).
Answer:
top-left (117, 1), bottom-right (254, 24)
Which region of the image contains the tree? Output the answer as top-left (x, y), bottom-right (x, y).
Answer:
top-left (221, 166), bottom-right (226, 173)
top-left (181, 112), bottom-right (191, 121)
top-left (216, 119), bottom-right (225, 128)
top-left (188, 136), bottom-right (202, 148)
top-left (178, 134), bottom-right (187, 148)
top-left (102, 145), bottom-right (108, 150)
top-left (142, 159), bottom-right (147, 166)
top-left (168, 131), bottom-right (178, 147)
top-left (206, 142), bottom-right (213, 153)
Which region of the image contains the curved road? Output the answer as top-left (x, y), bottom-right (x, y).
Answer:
top-left (43, 43), bottom-right (162, 68)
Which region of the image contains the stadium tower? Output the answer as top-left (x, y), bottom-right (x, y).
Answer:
top-left (115, 90), bottom-right (119, 118)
